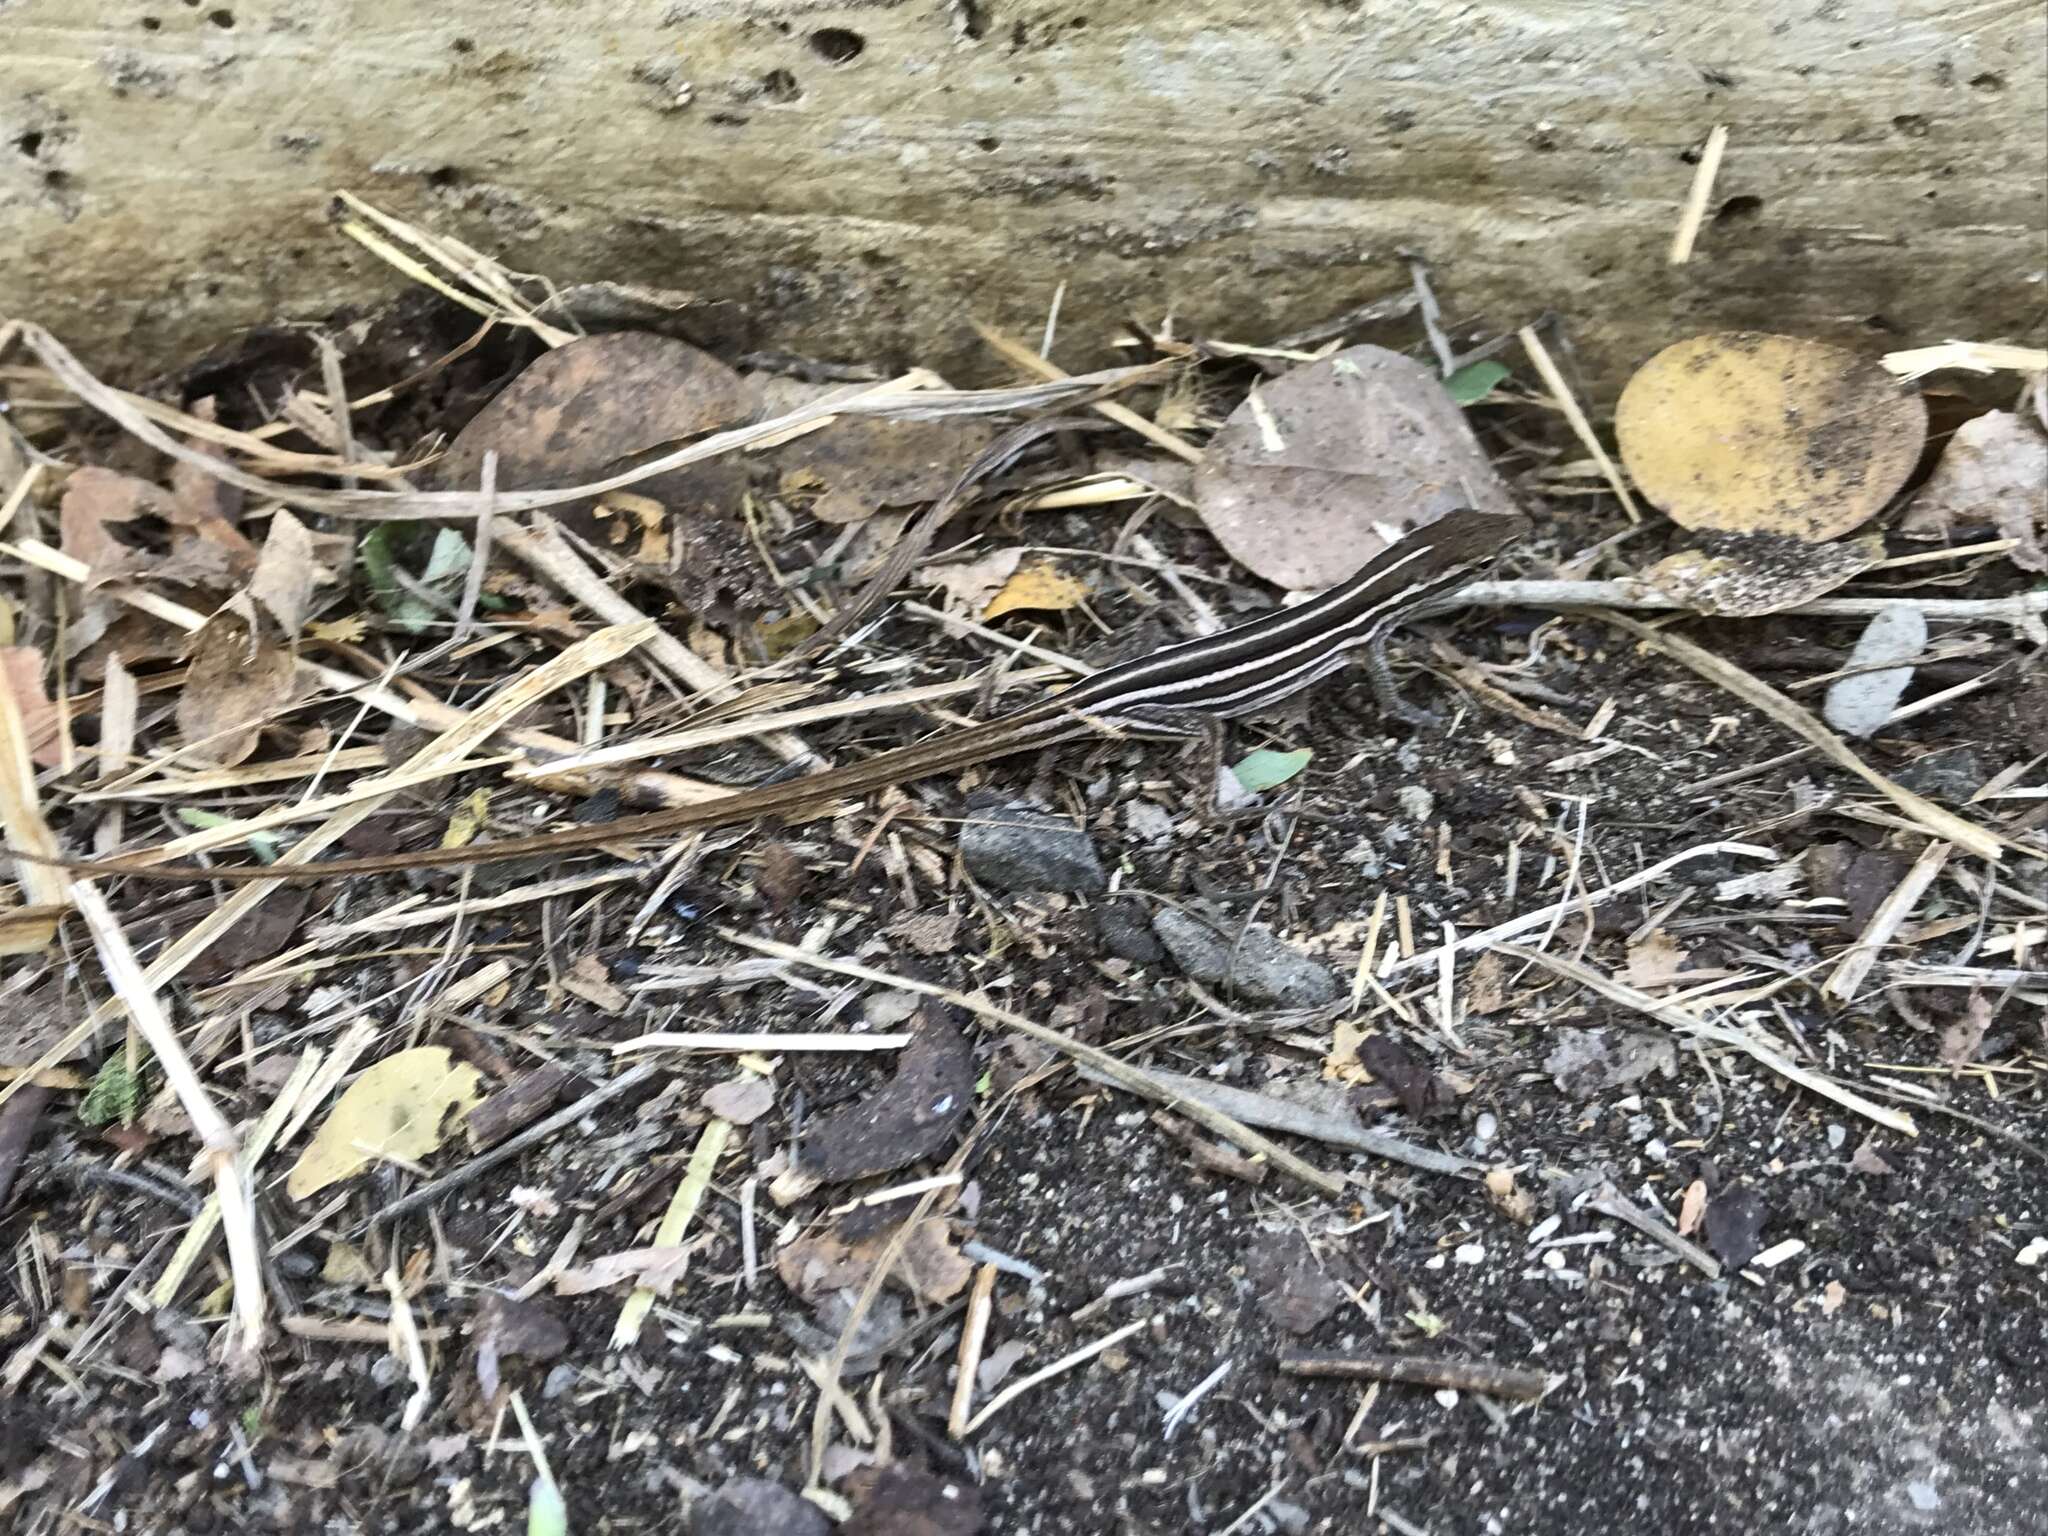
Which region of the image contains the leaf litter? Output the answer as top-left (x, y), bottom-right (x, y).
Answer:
top-left (0, 191), bottom-right (2044, 1536)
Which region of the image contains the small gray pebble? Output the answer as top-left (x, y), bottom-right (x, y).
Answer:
top-left (959, 797), bottom-right (1108, 892)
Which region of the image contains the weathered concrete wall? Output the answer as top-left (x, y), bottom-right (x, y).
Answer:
top-left (2, 1), bottom-right (2042, 394)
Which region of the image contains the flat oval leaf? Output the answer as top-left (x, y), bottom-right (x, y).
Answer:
top-left (1616, 332), bottom-right (1926, 541)
top-left (1230, 747), bottom-right (1313, 792)
top-left (287, 1047), bottom-right (483, 1200)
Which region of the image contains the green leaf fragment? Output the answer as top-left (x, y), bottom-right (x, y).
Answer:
top-left (1230, 747), bottom-right (1313, 792)
top-left (1446, 360), bottom-right (1510, 406)
top-left (80, 1055), bottom-right (145, 1128)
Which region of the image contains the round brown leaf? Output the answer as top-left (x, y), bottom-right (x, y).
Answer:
top-left (433, 332), bottom-right (757, 527)
top-left (1615, 332), bottom-right (1926, 540)
top-left (1193, 345), bottom-right (1521, 590)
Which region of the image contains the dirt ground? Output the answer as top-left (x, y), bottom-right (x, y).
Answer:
top-left (2, 305), bottom-right (2044, 1536)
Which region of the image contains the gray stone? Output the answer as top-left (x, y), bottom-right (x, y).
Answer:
top-left (1150, 907), bottom-right (1340, 1007)
top-left (959, 798), bottom-right (1107, 893)
top-left (692, 1478), bottom-right (830, 1536)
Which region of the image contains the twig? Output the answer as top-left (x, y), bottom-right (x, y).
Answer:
top-left (1381, 841), bottom-right (1776, 979)
top-left (362, 1064), bottom-right (658, 1231)
top-left (613, 1116), bottom-right (730, 1348)
top-left (1277, 1351), bottom-right (1551, 1402)
top-left (454, 449), bottom-right (498, 639)
top-left (1669, 125), bottom-right (1729, 264)
top-left (1585, 1183), bottom-right (1721, 1278)
top-left (1078, 1065), bottom-right (1481, 1179)
top-left (613, 1031), bottom-right (910, 1054)
top-left (1823, 839), bottom-right (1954, 1002)
top-left (961, 1315), bottom-right (1152, 1435)
top-left (1593, 608), bottom-right (2004, 860)
top-left (948, 1263), bottom-right (1000, 1438)
top-left (1517, 326), bottom-right (1641, 521)
top-left (973, 322), bottom-right (1202, 464)
top-left (720, 928), bottom-right (1345, 1197)
top-left (1499, 943), bottom-right (1917, 1135)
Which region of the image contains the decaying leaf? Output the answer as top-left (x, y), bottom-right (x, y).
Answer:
top-left (982, 562), bottom-right (1088, 620)
top-left (59, 467), bottom-right (173, 585)
top-left (1229, 747), bottom-right (1312, 793)
top-left (1822, 606), bottom-right (1927, 739)
top-left (175, 611), bottom-right (301, 767)
top-left (702, 1072), bottom-right (776, 1126)
top-left (1896, 409), bottom-right (2047, 572)
top-left (776, 1216), bottom-right (972, 1306)
top-left (238, 509), bottom-right (330, 639)
top-left (757, 378), bottom-right (1002, 525)
top-left (1483, 1167), bottom-right (1535, 1224)
top-left (0, 648), bottom-right (62, 768)
top-left (1619, 929), bottom-right (1692, 991)
top-left (1638, 531), bottom-right (1883, 617)
top-left (286, 1047), bottom-right (484, 1200)
top-left (918, 548), bottom-right (1023, 613)
top-left (1193, 345), bottom-right (1521, 589)
top-left (554, 1243), bottom-right (702, 1297)
top-left (434, 332), bottom-right (756, 532)
top-left (798, 1011), bottom-right (974, 1181)
top-left (1615, 332), bottom-right (1927, 540)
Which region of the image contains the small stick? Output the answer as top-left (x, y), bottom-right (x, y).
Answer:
top-left (1277, 1351), bottom-right (1551, 1402)
top-left (961, 1315), bottom-right (1151, 1435)
top-left (1669, 125), bottom-right (1729, 265)
top-left (1518, 326), bottom-right (1641, 521)
top-left (1585, 1184), bottom-right (1721, 1279)
top-left (615, 1031), bottom-right (910, 1055)
top-left (454, 448), bottom-right (498, 640)
top-left (973, 322), bottom-right (1203, 464)
top-left (613, 1116), bottom-right (730, 1348)
top-left (1824, 839), bottom-right (1954, 1002)
top-left (948, 1262), bottom-right (1000, 1438)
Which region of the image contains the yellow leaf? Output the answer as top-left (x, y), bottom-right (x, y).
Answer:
top-left (441, 787), bottom-right (492, 848)
top-left (286, 1047), bottom-right (483, 1200)
top-left (983, 562), bottom-right (1088, 620)
top-left (307, 615), bottom-right (369, 645)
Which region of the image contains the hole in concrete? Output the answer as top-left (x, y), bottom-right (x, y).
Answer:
top-left (808, 28), bottom-right (864, 64)
top-left (207, 7), bottom-right (234, 26)
top-left (761, 68), bottom-right (801, 103)
top-left (16, 130), bottom-right (44, 158)
top-left (1714, 194), bottom-right (1764, 222)
top-left (974, 135), bottom-right (1001, 152)
top-left (1968, 72), bottom-right (2004, 92)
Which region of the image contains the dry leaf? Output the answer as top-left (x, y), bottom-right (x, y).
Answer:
top-left (1620, 929), bottom-right (1692, 990)
top-left (286, 1047), bottom-right (484, 1200)
top-left (1822, 607), bottom-right (1927, 739)
top-left (1896, 409), bottom-right (2047, 572)
top-left (1938, 992), bottom-right (1993, 1066)
top-left (775, 1216), bottom-right (972, 1306)
top-left (1639, 532), bottom-right (1883, 617)
top-left (702, 1073), bottom-right (775, 1126)
top-left (918, 548), bottom-right (1023, 612)
top-left (1616, 332), bottom-right (1927, 540)
top-left (0, 648), bottom-right (62, 768)
top-left (1192, 345), bottom-right (1521, 589)
top-left (756, 377), bottom-right (1002, 525)
top-left (242, 509), bottom-right (330, 638)
top-left (554, 1243), bottom-right (701, 1297)
top-left (440, 788), bottom-right (493, 849)
top-left (983, 562), bottom-right (1088, 620)
top-left (1465, 951), bottom-right (1510, 1016)
top-left (59, 467), bottom-right (170, 585)
top-left (175, 612), bottom-right (300, 766)
top-left (1677, 1178), bottom-right (1709, 1238)
top-left (562, 954), bottom-right (629, 1013)
top-left (434, 332), bottom-right (756, 538)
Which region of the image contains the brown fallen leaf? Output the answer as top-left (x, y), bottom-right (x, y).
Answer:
top-left (1615, 332), bottom-right (1927, 541)
top-left (175, 611), bottom-right (301, 767)
top-left (1677, 1178), bottom-right (1709, 1238)
top-left (918, 548), bottom-right (1024, 613)
top-left (434, 331), bottom-right (757, 546)
top-left (702, 1073), bottom-right (775, 1126)
top-left (1619, 928), bottom-right (1692, 991)
top-left (1192, 344), bottom-right (1521, 589)
top-left (776, 1215), bottom-right (973, 1306)
top-left (1939, 992), bottom-right (1993, 1066)
top-left (0, 648), bottom-right (62, 768)
top-left (1639, 532), bottom-right (1884, 617)
top-left (757, 377), bottom-right (1002, 525)
top-left (60, 467), bottom-right (172, 585)
top-left (798, 1011), bottom-right (974, 1182)
top-left (1896, 409), bottom-right (2047, 572)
